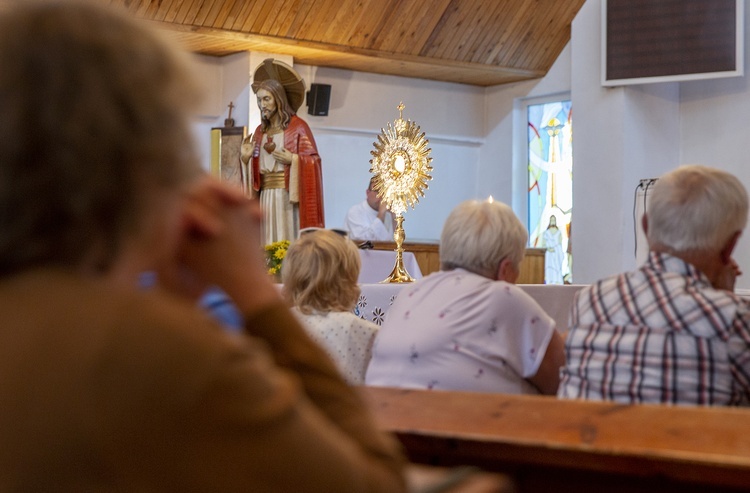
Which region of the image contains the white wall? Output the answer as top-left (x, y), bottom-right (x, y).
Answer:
top-left (679, 1), bottom-right (750, 286)
top-left (191, 52), bottom-right (251, 172)
top-left (569, 0), bottom-right (750, 287)
top-left (570, 1), bottom-right (682, 283)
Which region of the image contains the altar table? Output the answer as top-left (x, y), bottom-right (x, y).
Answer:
top-left (355, 282), bottom-right (586, 332)
top-left (369, 242), bottom-right (546, 284)
top-left (358, 250), bottom-right (422, 284)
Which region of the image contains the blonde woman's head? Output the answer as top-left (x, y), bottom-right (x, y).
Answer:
top-left (282, 230), bottom-right (361, 314)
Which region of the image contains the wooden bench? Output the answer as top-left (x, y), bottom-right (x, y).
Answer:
top-left (362, 386), bottom-right (750, 493)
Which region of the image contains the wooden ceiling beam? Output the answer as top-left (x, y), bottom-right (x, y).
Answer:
top-left (155, 21), bottom-right (544, 86)
top-left (105, 0), bottom-right (585, 87)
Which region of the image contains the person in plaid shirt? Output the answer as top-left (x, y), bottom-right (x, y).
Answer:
top-left (559, 165), bottom-right (750, 406)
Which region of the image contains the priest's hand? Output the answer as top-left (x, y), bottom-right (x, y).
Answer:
top-left (377, 201), bottom-right (388, 222)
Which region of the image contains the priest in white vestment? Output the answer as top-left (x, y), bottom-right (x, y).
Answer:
top-left (344, 177), bottom-right (395, 241)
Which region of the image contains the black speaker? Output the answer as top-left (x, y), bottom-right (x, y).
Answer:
top-left (307, 83), bottom-right (331, 116)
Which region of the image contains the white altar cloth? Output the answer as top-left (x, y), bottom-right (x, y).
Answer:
top-left (358, 250), bottom-right (422, 284)
top-left (355, 282), bottom-right (585, 332)
top-left (516, 284), bottom-right (586, 332)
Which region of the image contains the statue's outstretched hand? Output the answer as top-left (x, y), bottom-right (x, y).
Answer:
top-left (240, 134), bottom-right (254, 165)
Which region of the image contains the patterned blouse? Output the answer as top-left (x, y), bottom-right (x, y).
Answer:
top-left (292, 308), bottom-right (378, 385)
top-left (365, 269), bottom-right (556, 394)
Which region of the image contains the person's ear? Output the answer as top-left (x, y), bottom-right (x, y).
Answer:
top-left (641, 214), bottom-right (649, 238)
top-left (720, 230), bottom-right (742, 264)
top-left (496, 258), bottom-right (519, 284)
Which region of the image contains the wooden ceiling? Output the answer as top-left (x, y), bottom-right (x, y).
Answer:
top-left (111, 0), bottom-right (585, 87)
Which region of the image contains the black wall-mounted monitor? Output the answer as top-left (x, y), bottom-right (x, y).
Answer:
top-left (602, 0), bottom-right (743, 86)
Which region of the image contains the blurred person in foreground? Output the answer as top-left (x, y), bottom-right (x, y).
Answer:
top-left (0, 1), bottom-right (405, 490)
top-left (365, 200), bottom-right (565, 395)
top-left (282, 230), bottom-right (379, 385)
top-left (559, 165), bottom-right (750, 406)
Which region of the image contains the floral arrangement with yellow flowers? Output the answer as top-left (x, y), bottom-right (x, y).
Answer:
top-left (264, 240), bottom-right (290, 277)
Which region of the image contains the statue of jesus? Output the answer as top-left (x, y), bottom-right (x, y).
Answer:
top-left (240, 59), bottom-right (324, 245)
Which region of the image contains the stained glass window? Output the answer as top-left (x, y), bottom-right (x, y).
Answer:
top-left (527, 100), bottom-right (573, 284)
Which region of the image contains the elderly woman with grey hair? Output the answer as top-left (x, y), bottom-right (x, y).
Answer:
top-left (366, 200), bottom-right (565, 395)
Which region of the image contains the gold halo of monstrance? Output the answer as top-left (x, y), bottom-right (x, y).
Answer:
top-left (369, 102), bottom-right (433, 283)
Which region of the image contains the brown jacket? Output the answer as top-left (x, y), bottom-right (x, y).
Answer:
top-left (0, 269), bottom-right (405, 491)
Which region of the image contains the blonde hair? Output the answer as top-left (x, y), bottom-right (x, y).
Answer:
top-left (282, 231), bottom-right (361, 314)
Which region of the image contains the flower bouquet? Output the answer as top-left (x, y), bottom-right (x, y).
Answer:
top-left (264, 240), bottom-right (290, 279)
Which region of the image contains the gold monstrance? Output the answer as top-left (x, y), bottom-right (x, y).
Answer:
top-left (369, 102), bottom-right (433, 283)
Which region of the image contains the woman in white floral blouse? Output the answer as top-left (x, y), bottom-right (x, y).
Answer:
top-left (282, 230), bottom-right (378, 384)
top-left (365, 200), bottom-right (565, 395)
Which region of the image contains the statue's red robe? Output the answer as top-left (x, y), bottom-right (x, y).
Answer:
top-left (251, 115), bottom-right (324, 230)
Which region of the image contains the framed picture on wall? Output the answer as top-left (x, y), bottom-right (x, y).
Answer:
top-left (210, 126), bottom-right (249, 193)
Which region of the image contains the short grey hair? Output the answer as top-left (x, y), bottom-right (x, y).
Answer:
top-left (440, 200), bottom-right (528, 278)
top-left (647, 165), bottom-right (748, 253)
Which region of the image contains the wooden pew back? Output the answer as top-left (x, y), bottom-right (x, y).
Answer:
top-left (362, 386), bottom-right (750, 492)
